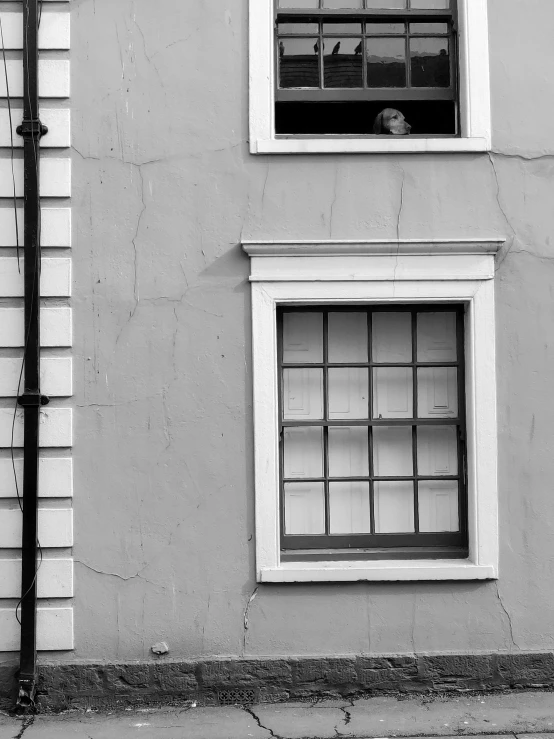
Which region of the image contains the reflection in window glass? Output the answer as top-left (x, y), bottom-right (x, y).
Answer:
top-left (366, 23), bottom-right (405, 34)
top-left (323, 23), bottom-right (362, 34)
top-left (372, 312), bottom-right (411, 363)
top-left (365, 0), bottom-right (406, 7)
top-left (410, 38), bottom-right (450, 87)
top-left (278, 0), bottom-right (319, 7)
top-left (409, 23), bottom-right (449, 34)
top-left (410, 0), bottom-right (449, 7)
top-left (284, 482), bottom-right (325, 535)
top-left (322, 0), bottom-right (362, 6)
top-left (278, 23), bottom-right (319, 35)
top-left (324, 38), bottom-right (363, 88)
top-left (283, 312), bottom-right (323, 363)
top-left (279, 38), bottom-right (321, 88)
top-left (366, 37), bottom-right (406, 87)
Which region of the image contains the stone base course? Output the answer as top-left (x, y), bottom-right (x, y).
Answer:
top-left (1, 652), bottom-right (554, 711)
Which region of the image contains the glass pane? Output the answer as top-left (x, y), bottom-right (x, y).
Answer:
top-left (323, 23), bottom-right (362, 33)
top-left (373, 367), bottom-right (413, 419)
top-left (374, 481), bottom-right (414, 533)
top-left (366, 0), bottom-right (406, 7)
top-left (366, 23), bottom-right (405, 34)
top-left (284, 482), bottom-right (325, 534)
top-left (283, 368), bottom-right (324, 420)
top-left (324, 38), bottom-right (363, 88)
top-left (328, 312), bottom-right (368, 363)
top-left (328, 368), bottom-right (369, 419)
top-left (283, 312), bottom-right (323, 363)
top-left (323, 0), bottom-right (362, 6)
top-left (329, 482), bottom-right (370, 533)
top-left (417, 312), bottom-right (456, 362)
top-left (328, 426), bottom-right (369, 476)
top-left (372, 312), bottom-right (412, 363)
top-left (409, 23), bottom-right (449, 34)
top-left (284, 427), bottom-right (324, 478)
top-left (279, 0), bottom-right (319, 7)
top-left (279, 39), bottom-right (321, 89)
top-left (366, 38), bottom-right (406, 87)
top-left (410, 38), bottom-right (450, 87)
top-left (418, 480), bottom-right (459, 532)
top-left (410, 0), bottom-right (449, 7)
top-left (278, 23), bottom-right (319, 34)
top-left (417, 425), bottom-right (458, 476)
top-left (373, 426), bottom-right (413, 476)
top-left (417, 367), bottom-right (458, 418)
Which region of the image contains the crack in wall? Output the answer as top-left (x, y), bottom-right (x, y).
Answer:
top-left (495, 582), bottom-right (522, 651)
top-left (242, 586), bottom-right (259, 654)
top-left (487, 152), bottom-right (517, 273)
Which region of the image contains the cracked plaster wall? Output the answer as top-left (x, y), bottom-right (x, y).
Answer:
top-left (13, 0), bottom-right (553, 665)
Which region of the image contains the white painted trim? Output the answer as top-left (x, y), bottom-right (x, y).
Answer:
top-left (245, 240), bottom-right (501, 582)
top-left (249, 0), bottom-right (491, 154)
top-left (0, 558), bottom-right (73, 598)
top-left (0, 257), bottom-right (71, 297)
top-left (0, 208), bottom-right (71, 248)
top-left (0, 109), bottom-right (71, 148)
top-left (0, 356), bottom-right (73, 397)
top-left (243, 239), bottom-right (504, 257)
top-left (0, 607), bottom-right (73, 651)
top-left (0, 457), bottom-right (73, 498)
top-left (0, 407), bottom-right (73, 448)
top-left (0, 11), bottom-right (69, 50)
top-left (0, 158), bottom-right (71, 198)
top-left (0, 508), bottom-right (73, 548)
top-left (0, 59), bottom-right (70, 98)
top-left (0, 306), bottom-right (72, 347)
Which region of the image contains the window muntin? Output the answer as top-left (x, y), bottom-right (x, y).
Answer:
top-left (275, 0), bottom-right (458, 136)
top-left (278, 305), bottom-right (466, 552)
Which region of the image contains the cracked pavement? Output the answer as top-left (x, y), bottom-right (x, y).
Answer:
top-left (1, 691), bottom-right (554, 739)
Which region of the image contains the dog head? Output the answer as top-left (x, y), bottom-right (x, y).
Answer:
top-left (373, 108), bottom-right (411, 135)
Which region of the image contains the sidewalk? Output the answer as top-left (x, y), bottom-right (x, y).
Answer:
top-left (1, 690), bottom-right (554, 739)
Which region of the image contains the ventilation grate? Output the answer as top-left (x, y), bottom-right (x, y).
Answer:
top-left (217, 688), bottom-right (258, 705)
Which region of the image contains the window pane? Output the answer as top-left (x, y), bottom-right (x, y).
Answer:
top-left (328, 368), bottom-right (369, 419)
top-left (284, 482), bottom-right (325, 534)
top-left (284, 427), bottom-right (324, 478)
top-left (410, 0), bottom-right (449, 7)
top-left (329, 482), bottom-right (370, 533)
top-left (417, 311), bottom-right (456, 362)
top-left (283, 368), bottom-right (324, 420)
top-left (283, 312), bottom-right (323, 363)
top-left (323, 23), bottom-right (362, 34)
top-left (372, 312), bottom-right (411, 363)
top-left (366, 0), bottom-right (406, 7)
top-left (279, 0), bottom-right (319, 7)
top-left (373, 368), bottom-right (413, 419)
top-left (418, 480), bottom-right (459, 532)
top-left (366, 23), bottom-right (405, 34)
top-left (417, 367), bottom-right (458, 418)
top-left (279, 39), bottom-right (321, 89)
top-left (373, 426), bottom-right (413, 476)
top-left (417, 425), bottom-right (457, 476)
top-left (328, 312), bottom-right (368, 363)
top-left (374, 481), bottom-right (414, 533)
top-left (409, 23), bottom-right (449, 34)
top-left (328, 426), bottom-right (369, 476)
top-left (410, 38), bottom-right (450, 87)
top-left (278, 23), bottom-right (319, 34)
top-left (323, 0), bottom-right (362, 6)
top-left (366, 38), bottom-right (406, 87)
top-left (324, 38), bottom-right (363, 88)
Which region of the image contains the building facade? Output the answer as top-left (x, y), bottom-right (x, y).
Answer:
top-left (2, 0), bottom-right (554, 706)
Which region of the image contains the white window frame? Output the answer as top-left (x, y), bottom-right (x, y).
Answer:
top-left (249, 0), bottom-right (491, 154)
top-left (243, 238), bottom-right (503, 582)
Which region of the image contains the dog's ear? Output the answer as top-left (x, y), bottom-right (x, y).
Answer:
top-left (373, 112), bottom-right (384, 135)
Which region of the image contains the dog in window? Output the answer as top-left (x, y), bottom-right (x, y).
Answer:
top-left (373, 108), bottom-right (411, 135)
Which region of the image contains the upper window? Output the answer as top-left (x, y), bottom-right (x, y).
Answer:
top-left (276, 0), bottom-right (457, 137)
top-left (249, 0), bottom-right (491, 153)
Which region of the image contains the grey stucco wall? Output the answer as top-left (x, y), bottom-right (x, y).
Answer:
top-left (38, 0), bottom-right (554, 662)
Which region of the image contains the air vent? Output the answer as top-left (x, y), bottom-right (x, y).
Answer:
top-left (217, 688), bottom-right (258, 705)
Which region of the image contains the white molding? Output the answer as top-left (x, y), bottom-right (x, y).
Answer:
top-left (0, 407), bottom-right (73, 448)
top-left (249, 0), bottom-right (491, 154)
top-left (244, 240), bottom-right (500, 582)
top-left (0, 208), bottom-right (71, 248)
top-left (243, 239), bottom-right (504, 257)
top-left (0, 109), bottom-right (71, 148)
top-left (0, 11), bottom-right (69, 50)
top-left (0, 59), bottom-right (69, 98)
top-left (0, 356), bottom-right (73, 397)
top-left (0, 508), bottom-right (73, 548)
top-left (0, 257), bottom-right (71, 297)
top-left (0, 158), bottom-right (71, 198)
top-left (0, 607), bottom-right (73, 651)
top-left (0, 457), bottom-right (73, 498)
top-left (0, 306), bottom-right (72, 347)
top-left (0, 558), bottom-right (73, 598)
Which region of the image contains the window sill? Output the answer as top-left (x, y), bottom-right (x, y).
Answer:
top-left (251, 136), bottom-right (490, 155)
top-left (259, 560), bottom-right (497, 582)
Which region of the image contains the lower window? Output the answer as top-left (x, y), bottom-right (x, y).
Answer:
top-left (279, 305), bottom-right (467, 558)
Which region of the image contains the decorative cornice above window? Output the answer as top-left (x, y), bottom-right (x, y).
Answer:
top-left (243, 238), bottom-right (504, 257)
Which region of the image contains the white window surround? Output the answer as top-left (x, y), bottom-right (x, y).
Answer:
top-left (249, 0), bottom-right (491, 154)
top-left (243, 238), bottom-right (504, 582)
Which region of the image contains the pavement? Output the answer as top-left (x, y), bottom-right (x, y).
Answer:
top-left (1, 690), bottom-right (554, 739)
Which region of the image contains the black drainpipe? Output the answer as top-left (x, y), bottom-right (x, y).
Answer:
top-left (15, 0), bottom-right (49, 710)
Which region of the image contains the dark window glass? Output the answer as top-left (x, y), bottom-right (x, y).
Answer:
top-left (410, 37), bottom-right (450, 87)
top-left (324, 38), bottom-right (364, 88)
top-left (366, 37), bottom-right (406, 87)
top-left (279, 38), bottom-right (321, 88)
